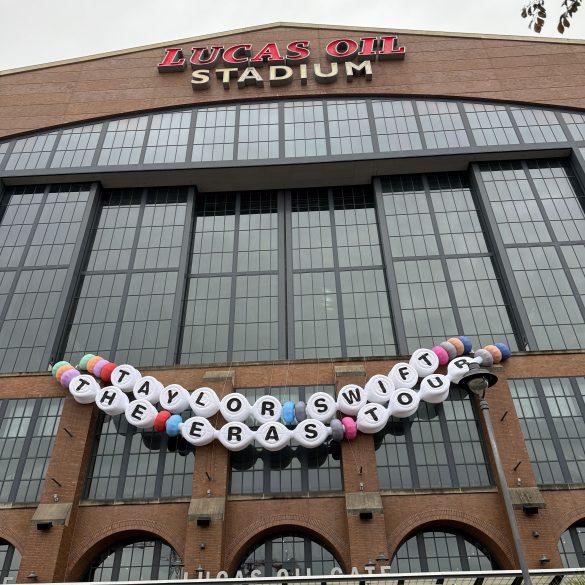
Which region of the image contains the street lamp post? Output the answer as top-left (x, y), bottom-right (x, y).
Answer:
top-left (458, 362), bottom-right (532, 585)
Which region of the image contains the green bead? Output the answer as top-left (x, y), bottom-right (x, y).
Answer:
top-left (51, 361), bottom-right (70, 377)
top-left (78, 354), bottom-right (95, 370)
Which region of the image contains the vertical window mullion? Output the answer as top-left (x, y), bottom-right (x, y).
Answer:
top-left (153, 437), bottom-right (168, 498)
top-left (166, 186), bottom-right (196, 365)
top-left (277, 189), bottom-right (288, 360)
top-left (8, 399), bottom-right (42, 503)
top-left (284, 190), bottom-right (295, 357)
top-left (404, 419), bottom-right (421, 489)
top-left (456, 533), bottom-right (471, 571)
top-left (115, 426), bottom-right (134, 500)
top-left (227, 193), bottom-right (241, 361)
top-left (328, 188), bottom-right (347, 356)
top-left (372, 177), bottom-right (408, 355)
top-left (416, 533), bottom-right (428, 572)
top-left (151, 540), bottom-right (162, 580)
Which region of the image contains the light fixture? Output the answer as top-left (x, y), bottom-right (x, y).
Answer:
top-left (523, 504), bottom-right (539, 516)
top-left (364, 560), bottom-right (376, 571)
top-left (376, 552), bottom-right (389, 562)
top-left (540, 554), bottom-right (550, 564)
top-left (36, 522), bottom-right (52, 531)
top-left (27, 572), bottom-right (38, 581)
top-left (457, 362), bottom-right (498, 397)
top-left (197, 516), bottom-right (211, 527)
top-left (359, 511), bottom-right (373, 521)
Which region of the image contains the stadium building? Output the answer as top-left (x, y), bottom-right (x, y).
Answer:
top-left (0, 22), bottom-right (585, 584)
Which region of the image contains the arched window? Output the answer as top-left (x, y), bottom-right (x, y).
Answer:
top-left (392, 529), bottom-right (498, 573)
top-left (0, 540), bottom-right (21, 583)
top-left (558, 524), bottom-right (585, 567)
top-left (238, 533), bottom-right (341, 577)
top-left (85, 539), bottom-right (183, 581)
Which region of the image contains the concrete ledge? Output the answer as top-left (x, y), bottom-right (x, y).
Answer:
top-left (334, 365), bottom-right (366, 379)
top-left (32, 502), bottom-right (73, 527)
top-left (203, 370), bottom-right (235, 384)
top-left (509, 487), bottom-right (546, 509)
top-left (188, 497), bottom-right (225, 521)
top-left (345, 492), bottom-right (383, 515)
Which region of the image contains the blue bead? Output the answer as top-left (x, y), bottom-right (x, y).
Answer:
top-left (166, 414), bottom-right (182, 437)
top-left (282, 401), bottom-right (296, 425)
top-left (457, 335), bottom-right (473, 354)
top-left (495, 342), bottom-right (512, 360)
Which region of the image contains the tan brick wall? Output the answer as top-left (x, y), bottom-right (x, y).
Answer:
top-left (1, 25), bottom-right (585, 138)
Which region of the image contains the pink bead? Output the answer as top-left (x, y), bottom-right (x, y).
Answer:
top-left (341, 417), bottom-right (358, 440)
top-left (432, 346), bottom-right (449, 365)
top-left (93, 359), bottom-right (109, 377)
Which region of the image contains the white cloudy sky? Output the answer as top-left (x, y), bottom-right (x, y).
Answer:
top-left (1, 0), bottom-right (585, 71)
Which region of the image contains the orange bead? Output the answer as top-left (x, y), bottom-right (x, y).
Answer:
top-left (87, 355), bottom-right (103, 374)
top-left (55, 364), bottom-right (73, 382)
top-left (484, 344), bottom-right (503, 364)
top-left (448, 338), bottom-right (465, 356)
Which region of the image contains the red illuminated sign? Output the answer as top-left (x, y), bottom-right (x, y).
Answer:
top-left (157, 35), bottom-right (405, 90)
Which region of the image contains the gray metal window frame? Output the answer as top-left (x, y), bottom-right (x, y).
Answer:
top-left (0, 540), bottom-right (20, 583)
top-left (0, 397), bottom-right (64, 504)
top-left (510, 376), bottom-right (585, 485)
top-left (471, 159), bottom-right (585, 351)
top-left (1, 99), bottom-right (583, 180)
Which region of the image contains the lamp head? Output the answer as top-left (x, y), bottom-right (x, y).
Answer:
top-left (458, 361), bottom-right (498, 397)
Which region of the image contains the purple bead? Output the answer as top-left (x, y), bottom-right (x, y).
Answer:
top-left (61, 369), bottom-right (80, 388)
top-left (93, 359), bottom-right (109, 377)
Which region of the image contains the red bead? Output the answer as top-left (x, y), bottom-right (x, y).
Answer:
top-left (154, 411), bottom-right (172, 433)
top-left (100, 362), bottom-right (117, 383)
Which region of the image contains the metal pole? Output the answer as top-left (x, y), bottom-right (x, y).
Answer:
top-left (479, 398), bottom-right (532, 585)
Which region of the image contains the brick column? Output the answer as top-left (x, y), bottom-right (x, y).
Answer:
top-left (336, 365), bottom-right (389, 573)
top-left (183, 370), bottom-right (234, 578)
top-left (18, 394), bottom-right (97, 583)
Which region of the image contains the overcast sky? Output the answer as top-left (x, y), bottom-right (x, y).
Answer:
top-left (1, 0), bottom-right (585, 72)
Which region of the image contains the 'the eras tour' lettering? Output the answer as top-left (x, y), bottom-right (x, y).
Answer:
top-left (157, 36), bottom-right (406, 90)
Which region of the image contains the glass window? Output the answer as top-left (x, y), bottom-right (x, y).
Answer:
top-left (395, 259), bottom-right (458, 351)
top-left (392, 530), bottom-right (498, 573)
top-left (508, 247), bottom-right (585, 350)
top-left (0, 397), bottom-right (63, 503)
top-left (563, 111), bottom-right (585, 141)
top-left (0, 268), bottom-right (67, 372)
top-left (5, 132), bottom-right (58, 170)
top-left (511, 107), bottom-right (566, 143)
top-left (85, 539), bottom-right (183, 581)
top-left (238, 533), bottom-right (341, 577)
top-left (416, 101), bottom-right (470, 149)
top-left (84, 413), bottom-right (194, 501)
top-left (25, 184), bottom-right (91, 267)
top-left (182, 191), bottom-right (279, 365)
top-left (327, 99), bottom-right (373, 155)
top-left (0, 186), bottom-right (45, 268)
top-left (558, 523), bottom-right (585, 568)
top-left (480, 161), bottom-right (550, 245)
top-left (237, 103), bottom-right (279, 160)
top-left (0, 541), bottom-right (21, 583)
top-left (372, 99), bottom-right (422, 152)
top-left (284, 101), bottom-right (327, 158)
top-left (98, 117), bottom-right (148, 166)
top-left (144, 111), bottom-right (191, 164)
top-left (527, 159), bottom-right (585, 242)
top-left (511, 377), bottom-right (585, 484)
top-left (192, 106), bottom-right (236, 162)
top-left (64, 188), bottom-right (186, 368)
top-left (376, 386), bottom-right (490, 489)
top-left (0, 142), bottom-right (8, 166)
top-left (230, 386), bottom-right (342, 495)
top-left (51, 124), bottom-right (102, 168)
top-left (463, 103), bottom-right (518, 146)
top-left (133, 188), bottom-right (187, 270)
